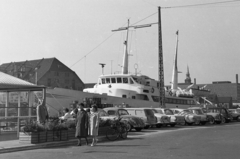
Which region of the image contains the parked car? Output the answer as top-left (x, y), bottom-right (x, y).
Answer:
top-left (103, 108), bottom-right (145, 132)
top-left (207, 107), bottom-right (232, 124)
top-left (188, 107), bottom-right (208, 125)
top-left (228, 109), bottom-right (240, 121)
top-left (154, 108), bottom-right (185, 126)
top-left (124, 108), bottom-right (157, 129)
top-left (171, 108), bottom-right (201, 126)
top-left (150, 108), bottom-right (171, 128)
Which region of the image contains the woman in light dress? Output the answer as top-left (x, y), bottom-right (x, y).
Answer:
top-left (89, 105), bottom-right (100, 146)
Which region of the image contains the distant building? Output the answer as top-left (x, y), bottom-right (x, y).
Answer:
top-left (176, 74), bottom-right (240, 107)
top-left (184, 65), bottom-right (191, 84)
top-left (0, 58), bottom-right (84, 91)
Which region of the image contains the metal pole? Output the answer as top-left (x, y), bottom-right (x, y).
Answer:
top-left (158, 6), bottom-right (165, 107)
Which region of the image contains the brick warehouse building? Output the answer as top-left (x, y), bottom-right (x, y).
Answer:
top-left (0, 58), bottom-right (84, 91)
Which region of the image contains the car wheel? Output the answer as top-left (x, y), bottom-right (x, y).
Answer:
top-left (208, 117), bottom-right (215, 124)
top-left (156, 124), bottom-right (162, 128)
top-left (170, 124), bottom-right (176, 127)
top-left (215, 121), bottom-right (221, 124)
top-left (144, 125), bottom-right (150, 129)
top-left (221, 117), bottom-right (226, 124)
top-left (187, 122), bottom-right (193, 126)
top-left (200, 121), bottom-right (207, 125)
top-left (135, 128), bottom-right (142, 132)
top-left (237, 116), bottom-right (240, 122)
top-left (126, 123), bottom-right (132, 132)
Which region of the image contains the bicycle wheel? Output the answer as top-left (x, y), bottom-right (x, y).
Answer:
top-left (106, 128), bottom-right (119, 141)
top-left (120, 126), bottom-right (128, 139)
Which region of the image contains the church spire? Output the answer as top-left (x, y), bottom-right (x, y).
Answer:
top-left (185, 65), bottom-right (191, 84)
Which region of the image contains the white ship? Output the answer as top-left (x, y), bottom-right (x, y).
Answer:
top-left (45, 23), bottom-right (197, 116)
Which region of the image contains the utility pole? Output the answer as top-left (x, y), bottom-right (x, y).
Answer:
top-left (158, 6), bottom-right (165, 107)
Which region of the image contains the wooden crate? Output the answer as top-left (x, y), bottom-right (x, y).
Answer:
top-left (67, 129), bottom-right (76, 140)
top-left (19, 131), bottom-right (47, 144)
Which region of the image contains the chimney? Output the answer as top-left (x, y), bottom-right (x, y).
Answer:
top-left (236, 74), bottom-right (238, 84)
top-left (194, 78), bottom-right (196, 85)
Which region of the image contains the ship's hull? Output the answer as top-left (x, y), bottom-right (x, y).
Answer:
top-left (46, 88), bottom-right (197, 117)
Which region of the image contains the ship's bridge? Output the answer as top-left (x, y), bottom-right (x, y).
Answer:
top-left (83, 74), bottom-right (161, 101)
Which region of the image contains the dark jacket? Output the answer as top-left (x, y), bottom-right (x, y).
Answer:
top-left (75, 109), bottom-right (88, 137)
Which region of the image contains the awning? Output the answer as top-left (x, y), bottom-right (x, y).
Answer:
top-left (0, 72), bottom-right (45, 91)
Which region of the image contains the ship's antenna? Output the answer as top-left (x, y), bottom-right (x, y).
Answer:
top-left (99, 63), bottom-right (106, 75)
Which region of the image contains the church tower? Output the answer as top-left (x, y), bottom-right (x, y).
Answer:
top-left (185, 65), bottom-right (192, 84)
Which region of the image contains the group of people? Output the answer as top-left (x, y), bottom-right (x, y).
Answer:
top-left (59, 103), bottom-right (100, 147)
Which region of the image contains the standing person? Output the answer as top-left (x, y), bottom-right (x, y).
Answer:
top-left (89, 105), bottom-right (100, 146)
top-left (75, 103), bottom-right (88, 146)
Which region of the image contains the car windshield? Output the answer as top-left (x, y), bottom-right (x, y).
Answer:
top-left (208, 109), bottom-right (221, 113)
top-left (192, 109), bottom-right (204, 115)
top-left (183, 110), bottom-right (191, 113)
top-left (107, 110), bottom-right (117, 116)
top-left (164, 109), bottom-right (174, 115)
top-left (154, 109), bottom-right (163, 114)
top-left (118, 109), bottom-right (129, 116)
top-left (98, 110), bottom-right (108, 117)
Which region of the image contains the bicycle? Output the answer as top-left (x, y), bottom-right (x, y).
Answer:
top-left (106, 118), bottom-right (128, 141)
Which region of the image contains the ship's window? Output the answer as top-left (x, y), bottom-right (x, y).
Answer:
top-left (183, 100), bottom-right (187, 104)
top-left (168, 98), bottom-right (173, 103)
top-left (133, 77), bottom-right (139, 83)
top-left (172, 99), bottom-right (176, 104)
top-left (106, 78), bottom-right (110, 83)
top-left (177, 100), bottom-right (181, 104)
top-left (117, 77), bottom-right (122, 83)
top-left (165, 98), bottom-right (169, 103)
top-left (111, 78), bottom-right (116, 83)
top-left (130, 78), bottom-right (134, 84)
top-left (143, 90), bottom-right (149, 93)
top-left (132, 96), bottom-right (136, 99)
top-left (123, 78), bottom-right (128, 84)
top-left (122, 95), bottom-right (127, 98)
top-left (187, 100), bottom-right (191, 105)
top-left (102, 78), bottom-right (106, 84)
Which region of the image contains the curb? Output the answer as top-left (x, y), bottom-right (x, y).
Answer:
top-left (0, 136), bottom-right (107, 154)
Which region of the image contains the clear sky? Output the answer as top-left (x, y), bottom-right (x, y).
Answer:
top-left (0, 0), bottom-right (240, 85)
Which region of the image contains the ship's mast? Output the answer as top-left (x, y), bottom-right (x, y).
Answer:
top-left (122, 19), bottom-right (130, 74)
top-left (171, 30), bottom-right (179, 92)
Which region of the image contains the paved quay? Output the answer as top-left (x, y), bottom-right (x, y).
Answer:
top-left (0, 122), bottom-right (240, 155)
top-left (0, 136), bottom-right (107, 154)
top-left (1, 123), bottom-right (240, 159)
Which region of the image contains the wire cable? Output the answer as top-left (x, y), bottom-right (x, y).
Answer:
top-left (70, 22), bottom-right (127, 68)
top-left (162, 0), bottom-right (240, 9)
